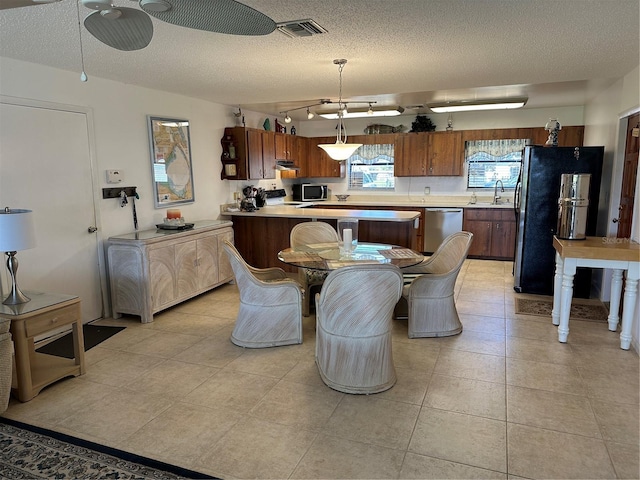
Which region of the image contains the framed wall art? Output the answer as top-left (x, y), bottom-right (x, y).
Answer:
top-left (147, 115), bottom-right (195, 208)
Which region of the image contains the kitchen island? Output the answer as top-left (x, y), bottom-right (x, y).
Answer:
top-left (221, 205), bottom-right (421, 271)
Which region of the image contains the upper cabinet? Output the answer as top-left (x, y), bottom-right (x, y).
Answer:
top-left (274, 132), bottom-right (294, 161)
top-left (460, 126), bottom-right (585, 146)
top-left (394, 133), bottom-right (427, 177)
top-left (248, 129), bottom-right (276, 180)
top-left (429, 131), bottom-right (462, 176)
top-left (221, 126), bottom-right (585, 180)
top-left (220, 127), bottom-right (276, 180)
top-left (394, 131), bottom-right (462, 177)
top-left (304, 136), bottom-right (345, 178)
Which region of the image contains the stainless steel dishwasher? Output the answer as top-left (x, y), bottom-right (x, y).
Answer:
top-left (423, 208), bottom-right (464, 253)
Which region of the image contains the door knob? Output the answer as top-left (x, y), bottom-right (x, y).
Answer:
top-left (88, 226), bottom-right (98, 233)
top-left (612, 218), bottom-right (619, 223)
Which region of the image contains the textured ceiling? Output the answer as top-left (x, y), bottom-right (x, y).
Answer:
top-left (0, 0), bottom-right (638, 120)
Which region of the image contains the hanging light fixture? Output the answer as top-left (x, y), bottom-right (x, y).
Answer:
top-left (427, 97), bottom-right (528, 113)
top-left (284, 113), bottom-right (292, 123)
top-left (306, 108), bottom-right (315, 120)
top-left (318, 59), bottom-right (362, 161)
top-left (367, 103), bottom-right (374, 115)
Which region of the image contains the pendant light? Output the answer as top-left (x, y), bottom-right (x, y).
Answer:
top-left (318, 59), bottom-right (362, 161)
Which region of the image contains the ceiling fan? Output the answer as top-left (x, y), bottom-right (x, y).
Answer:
top-left (0, 0), bottom-right (277, 51)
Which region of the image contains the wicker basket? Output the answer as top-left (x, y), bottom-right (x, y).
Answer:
top-left (0, 331), bottom-right (12, 413)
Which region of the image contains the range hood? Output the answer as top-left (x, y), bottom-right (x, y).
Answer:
top-left (275, 160), bottom-right (300, 171)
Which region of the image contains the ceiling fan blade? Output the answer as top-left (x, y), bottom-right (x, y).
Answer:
top-left (0, 0), bottom-right (61, 10)
top-left (141, 0), bottom-right (276, 36)
top-left (84, 7), bottom-right (153, 51)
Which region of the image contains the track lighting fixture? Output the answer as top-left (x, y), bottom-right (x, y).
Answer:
top-left (284, 113), bottom-right (292, 123)
top-left (306, 108), bottom-right (314, 120)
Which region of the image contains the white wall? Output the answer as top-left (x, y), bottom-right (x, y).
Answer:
top-left (0, 57), bottom-right (240, 240)
top-left (583, 65), bottom-right (640, 352)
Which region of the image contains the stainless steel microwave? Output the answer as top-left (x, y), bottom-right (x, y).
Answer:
top-left (292, 184), bottom-right (328, 202)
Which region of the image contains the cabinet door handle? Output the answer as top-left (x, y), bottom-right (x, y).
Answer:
top-left (496, 223), bottom-right (501, 229)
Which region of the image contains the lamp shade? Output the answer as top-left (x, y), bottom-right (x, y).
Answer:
top-left (318, 142), bottom-right (363, 161)
top-left (0, 208), bottom-right (36, 252)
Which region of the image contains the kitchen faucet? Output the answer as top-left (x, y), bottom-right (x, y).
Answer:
top-left (493, 180), bottom-right (505, 204)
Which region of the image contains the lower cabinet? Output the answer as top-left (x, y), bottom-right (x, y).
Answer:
top-left (107, 221), bottom-right (234, 323)
top-left (463, 208), bottom-right (516, 260)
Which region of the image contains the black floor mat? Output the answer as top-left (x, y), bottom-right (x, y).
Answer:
top-left (36, 325), bottom-right (125, 359)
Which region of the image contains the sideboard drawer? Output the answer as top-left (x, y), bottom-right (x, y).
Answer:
top-left (24, 303), bottom-right (80, 337)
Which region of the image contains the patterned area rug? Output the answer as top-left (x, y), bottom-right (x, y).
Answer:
top-left (515, 296), bottom-right (609, 322)
top-left (0, 417), bottom-right (217, 479)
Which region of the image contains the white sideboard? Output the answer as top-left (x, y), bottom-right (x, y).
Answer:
top-left (106, 220), bottom-right (234, 323)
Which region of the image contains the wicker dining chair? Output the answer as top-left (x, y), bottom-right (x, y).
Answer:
top-left (398, 231), bottom-right (473, 338)
top-left (315, 264), bottom-right (403, 394)
top-left (290, 221), bottom-right (340, 316)
top-left (223, 240), bottom-right (303, 348)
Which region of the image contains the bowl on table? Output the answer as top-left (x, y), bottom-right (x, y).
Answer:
top-left (336, 194), bottom-right (350, 202)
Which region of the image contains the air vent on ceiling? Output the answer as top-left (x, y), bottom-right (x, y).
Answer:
top-left (276, 19), bottom-right (328, 38)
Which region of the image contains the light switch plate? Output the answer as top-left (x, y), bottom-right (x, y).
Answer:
top-left (106, 170), bottom-right (123, 183)
top-left (424, 186), bottom-right (430, 195)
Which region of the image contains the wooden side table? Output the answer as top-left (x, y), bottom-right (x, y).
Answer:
top-left (0, 292), bottom-right (85, 402)
top-left (552, 236), bottom-right (640, 350)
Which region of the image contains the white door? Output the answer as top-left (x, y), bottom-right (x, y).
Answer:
top-left (0, 99), bottom-right (104, 322)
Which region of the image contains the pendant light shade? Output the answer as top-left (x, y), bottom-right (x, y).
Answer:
top-left (317, 59), bottom-right (362, 161)
top-left (318, 142), bottom-right (362, 160)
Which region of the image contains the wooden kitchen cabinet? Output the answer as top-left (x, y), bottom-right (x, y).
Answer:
top-left (395, 133), bottom-right (427, 177)
top-left (277, 133), bottom-right (306, 179)
top-left (463, 208), bottom-right (516, 260)
top-left (304, 136), bottom-right (345, 178)
top-left (428, 131), bottom-right (462, 175)
top-left (107, 221), bottom-right (234, 323)
top-left (320, 203), bottom-right (424, 252)
top-left (281, 135), bottom-right (308, 179)
top-left (275, 132), bottom-right (294, 161)
top-left (220, 127), bottom-right (276, 180)
top-left (248, 129), bottom-right (276, 179)
top-left (461, 126), bottom-right (584, 146)
top-left (394, 131), bottom-right (462, 177)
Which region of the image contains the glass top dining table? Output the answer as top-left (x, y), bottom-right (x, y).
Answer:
top-left (278, 242), bottom-right (424, 271)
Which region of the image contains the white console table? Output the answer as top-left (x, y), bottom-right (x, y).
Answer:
top-left (552, 236), bottom-right (640, 350)
top-left (107, 220), bottom-right (234, 323)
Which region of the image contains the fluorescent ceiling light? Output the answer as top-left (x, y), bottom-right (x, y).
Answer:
top-left (427, 98), bottom-right (527, 113)
top-left (318, 106), bottom-right (405, 119)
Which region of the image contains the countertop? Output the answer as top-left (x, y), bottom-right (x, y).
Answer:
top-left (108, 220), bottom-right (233, 243)
top-left (220, 205), bottom-right (421, 222)
top-left (317, 195), bottom-right (514, 209)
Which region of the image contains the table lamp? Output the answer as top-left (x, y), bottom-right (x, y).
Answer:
top-left (0, 207), bottom-right (36, 305)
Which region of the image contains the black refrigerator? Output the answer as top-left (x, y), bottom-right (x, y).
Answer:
top-left (513, 145), bottom-right (604, 297)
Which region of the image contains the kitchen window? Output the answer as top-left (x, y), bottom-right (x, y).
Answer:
top-left (466, 139), bottom-right (528, 188)
top-left (348, 144), bottom-right (395, 190)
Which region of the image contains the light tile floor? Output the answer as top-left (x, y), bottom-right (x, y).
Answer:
top-left (3, 260), bottom-right (639, 479)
